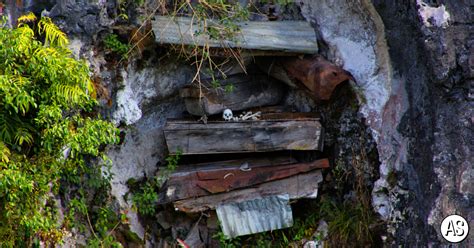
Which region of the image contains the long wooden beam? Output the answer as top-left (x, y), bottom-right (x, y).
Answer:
top-left (164, 117), bottom-right (324, 155)
top-left (152, 16), bottom-right (318, 54)
top-left (173, 170), bottom-right (323, 213)
top-left (160, 158), bottom-right (329, 203)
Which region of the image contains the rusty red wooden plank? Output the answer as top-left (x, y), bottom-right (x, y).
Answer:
top-left (196, 159), bottom-right (329, 193)
top-left (282, 56), bottom-right (355, 101)
top-left (258, 56), bottom-right (354, 101)
top-left (174, 170), bottom-right (324, 213)
top-left (160, 158), bottom-right (329, 203)
top-left (161, 157), bottom-right (297, 203)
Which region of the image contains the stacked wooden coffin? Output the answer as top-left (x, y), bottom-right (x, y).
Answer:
top-left (161, 75), bottom-right (329, 237)
top-left (162, 105), bottom-right (328, 237)
top-left (153, 15), bottom-right (352, 238)
top-left (162, 69), bottom-right (327, 199)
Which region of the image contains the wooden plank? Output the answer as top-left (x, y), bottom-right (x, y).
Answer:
top-left (261, 112), bottom-right (321, 121)
top-left (173, 170), bottom-right (323, 213)
top-left (164, 118), bottom-right (324, 155)
top-left (161, 158), bottom-right (328, 203)
top-left (152, 16), bottom-right (318, 54)
top-left (176, 46), bottom-right (304, 58)
top-left (180, 74), bottom-right (284, 116)
top-left (172, 156), bottom-right (297, 175)
top-left (161, 156), bottom-right (296, 203)
top-left (196, 159), bottom-right (329, 193)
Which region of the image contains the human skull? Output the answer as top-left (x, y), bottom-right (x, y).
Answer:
top-left (222, 109), bottom-right (233, 121)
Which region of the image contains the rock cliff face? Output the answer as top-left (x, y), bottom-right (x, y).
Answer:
top-left (5, 0), bottom-right (472, 245)
top-left (302, 0), bottom-right (472, 245)
top-left (371, 1), bottom-right (473, 245)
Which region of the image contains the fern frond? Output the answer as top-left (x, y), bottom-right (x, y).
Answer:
top-left (86, 79), bottom-right (96, 99)
top-left (0, 141), bottom-right (10, 163)
top-left (35, 104), bottom-right (63, 127)
top-left (15, 26), bottom-right (35, 54)
top-left (0, 75), bottom-right (36, 115)
top-left (33, 47), bottom-right (62, 58)
top-left (50, 83), bottom-right (88, 106)
top-left (17, 13), bottom-right (37, 24)
top-left (14, 127), bottom-right (34, 146)
top-left (38, 17), bottom-right (69, 48)
top-left (0, 110), bottom-right (16, 144)
top-left (0, 108), bottom-right (34, 147)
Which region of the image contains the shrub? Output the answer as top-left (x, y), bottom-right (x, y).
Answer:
top-left (0, 14), bottom-right (119, 246)
top-left (103, 34), bottom-right (131, 60)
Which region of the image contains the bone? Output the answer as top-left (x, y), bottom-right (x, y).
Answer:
top-left (241, 111), bottom-right (261, 121)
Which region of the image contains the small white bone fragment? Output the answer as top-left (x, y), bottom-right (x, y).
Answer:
top-left (241, 111), bottom-right (252, 120)
top-left (223, 173), bottom-right (235, 179)
top-left (198, 115), bottom-right (208, 124)
top-left (242, 111), bottom-right (261, 121)
top-left (240, 162), bottom-right (252, 171)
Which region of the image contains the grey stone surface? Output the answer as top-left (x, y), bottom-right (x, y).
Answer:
top-left (372, 0), bottom-right (473, 245)
top-left (103, 53), bottom-right (192, 242)
top-left (48, 1), bottom-right (104, 37)
top-left (107, 93), bottom-right (187, 239)
top-left (300, 0), bottom-right (473, 245)
top-left (112, 61), bottom-right (192, 125)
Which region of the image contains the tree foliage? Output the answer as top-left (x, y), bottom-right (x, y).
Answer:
top-left (0, 14), bottom-right (119, 246)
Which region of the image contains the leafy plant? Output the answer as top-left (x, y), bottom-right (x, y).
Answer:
top-left (103, 34), bottom-right (131, 60)
top-left (132, 150), bottom-right (181, 216)
top-left (212, 229), bottom-right (241, 248)
top-left (224, 83), bottom-right (235, 93)
top-left (318, 197), bottom-right (376, 247)
top-left (116, 0), bottom-right (145, 21)
top-left (86, 207), bottom-right (125, 248)
top-left (251, 210), bottom-right (321, 247)
top-left (209, 74), bottom-right (234, 94)
top-left (118, 2), bottom-right (130, 21)
top-left (0, 14), bottom-right (119, 246)
top-left (132, 180), bottom-right (159, 216)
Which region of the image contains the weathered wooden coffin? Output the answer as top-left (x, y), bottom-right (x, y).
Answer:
top-left (180, 75), bottom-right (284, 116)
top-left (160, 157), bottom-right (329, 203)
top-left (257, 56), bottom-right (355, 101)
top-left (174, 170), bottom-right (323, 213)
top-left (152, 16), bottom-right (318, 54)
top-left (163, 114), bottom-right (324, 155)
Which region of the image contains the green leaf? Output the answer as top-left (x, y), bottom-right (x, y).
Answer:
top-left (0, 15), bottom-right (120, 245)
